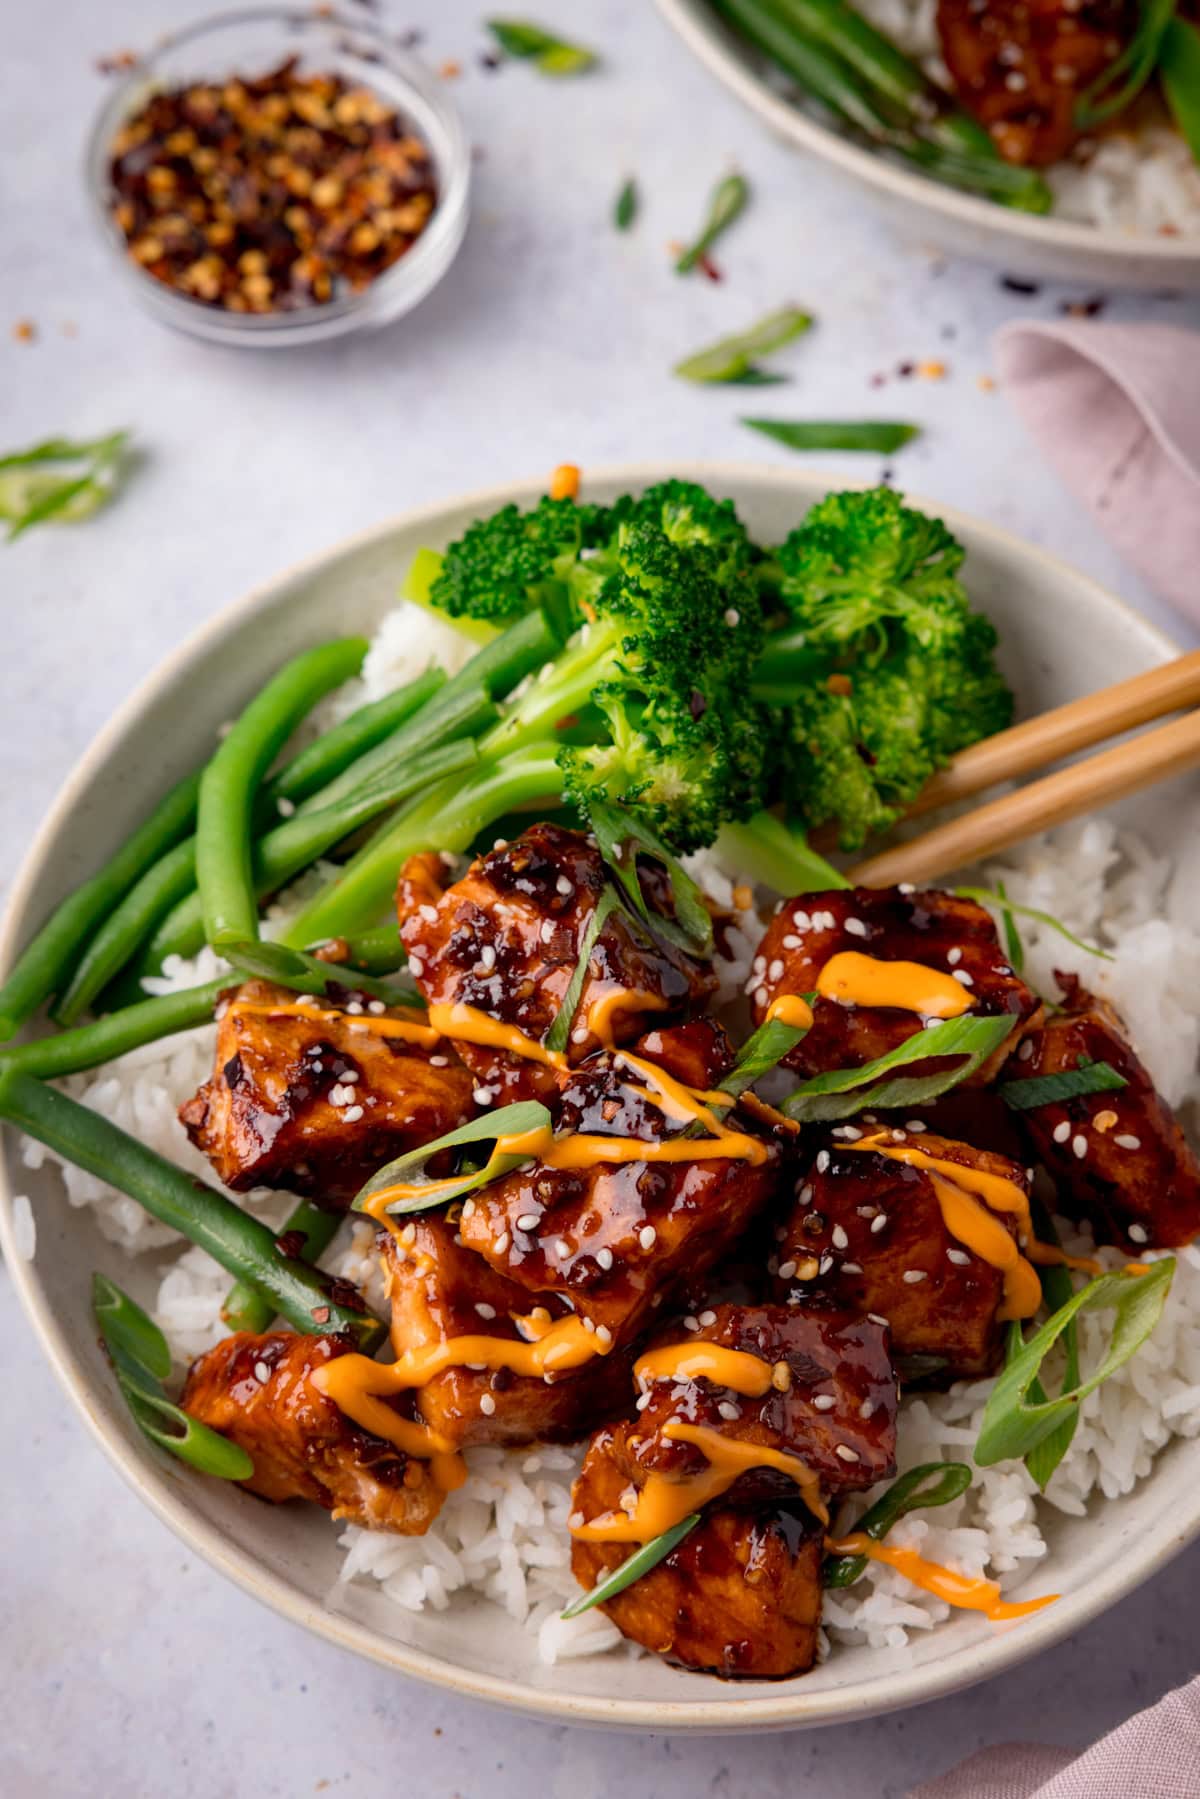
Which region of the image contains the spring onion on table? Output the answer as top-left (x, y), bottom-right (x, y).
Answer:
top-left (743, 418), bottom-right (920, 454)
top-left (486, 19), bottom-right (598, 75)
top-left (674, 306), bottom-right (813, 385)
top-left (613, 177), bottom-right (638, 231)
top-left (675, 172), bottom-right (750, 273)
top-left (0, 1068), bottom-right (385, 1350)
top-left (0, 432), bottom-right (133, 541)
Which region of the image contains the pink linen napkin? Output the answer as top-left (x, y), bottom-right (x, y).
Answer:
top-left (993, 321), bottom-right (1200, 626)
top-left (910, 1677), bottom-right (1200, 1797)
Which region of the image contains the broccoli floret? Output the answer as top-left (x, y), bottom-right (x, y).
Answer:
top-left (774, 486), bottom-right (972, 660)
top-left (429, 496), bottom-right (612, 625)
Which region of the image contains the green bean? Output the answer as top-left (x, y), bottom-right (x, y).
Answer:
top-left (265, 667), bottom-right (445, 807)
top-left (0, 770), bottom-right (201, 1041)
top-left (196, 638), bottom-right (368, 949)
top-left (53, 838), bottom-right (198, 1026)
top-left (221, 1197), bottom-right (342, 1334)
top-left (137, 731), bottom-right (482, 973)
top-left (0, 980), bottom-right (228, 1079)
top-left (0, 1068), bottom-right (385, 1350)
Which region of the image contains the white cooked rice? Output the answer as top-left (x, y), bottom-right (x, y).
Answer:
top-left (23, 596), bottom-right (1200, 1663)
top-left (808, 0), bottom-right (1200, 238)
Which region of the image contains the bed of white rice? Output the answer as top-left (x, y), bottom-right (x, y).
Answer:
top-left (13, 598), bottom-right (1200, 1667)
top-left (789, 0), bottom-right (1200, 239)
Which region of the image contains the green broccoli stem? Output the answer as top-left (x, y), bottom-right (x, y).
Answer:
top-left (716, 811), bottom-right (850, 893)
top-left (751, 625), bottom-right (827, 702)
top-left (282, 747), bottom-right (565, 945)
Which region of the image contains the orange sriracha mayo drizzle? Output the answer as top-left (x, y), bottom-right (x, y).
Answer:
top-left (826, 1533), bottom-right (1058, 1622)
top-left (585, 986), bottom-right (669, 1049)
top-left (571, 1420), bottom-right (828, 1544)
top-left (816, 952), bottom-right (975, 1020)
top-left (765, 992), bottom-right (816, 1031)
top-left (849, 1132), bottom-right (1042, 1321)
top-left (310, 1312), bottom-right (608, 1491)
top-left (223, 998), bottom-right (441, 1049)
top-left (633, 1341), bottom-right (777, 1399)
top-left (426, 1002), bottom-right (568, 1072)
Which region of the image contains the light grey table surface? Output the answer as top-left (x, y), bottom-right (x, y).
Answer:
top-left (3, 3), bottom-right (1199, 1795)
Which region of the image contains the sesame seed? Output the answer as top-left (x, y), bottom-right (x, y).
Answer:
top-left (345, 1000), bottom-right (364, 1015)
top-left (430, 1055), bottom-right (449, 1067)
top-left (868, 1313), bottom-right (888, 1326)
top-left (479, 1393), bottom-right (497, 1416)
top-left (408, 956), bottom-right (424, 977)
top-left (723, 607), bottom-right (740, 626)
top-left (777, 1259), bottom-right (797, 1280)
top-left (768, 958), bottom-right (784, 982)
top-left (253, 1360), bottom-right (270, 1384)
top-left (494, 1231), bottom-right (510, 1255)
top-left (368, 999), bottom-right (386, 1016)
top-left (555, 1237), bottom-right (570, 1258)
top-left (890, 1129), bottom-right (906, 1142)
top-left (596, 1325), bottom-right (613, 1347)
top-left (699, 1309), bottom-right (717, 1327)
top-left (798, 1184), bottom-right (814, 1204)
top-left (947, 946), bottom-right (963, 966)
top-left (857, 1205), bottom-right (877, 1219)
top-left (341, 1104), bottom-right (364, 1124)
top-left (952, 969), bottom-right (974, 987)
top-left (401, 1222), bottom-right (416, 1244)
top-left (636, 1392), bottom-right (651, 1411)
top-left (555, 875), bottom-right (573, 896)
top-left (480, 944), bottom-right (497, 971)
top-left (842, 1262), bottom-right (862, 1274)
top-left (947, 1248), bottom-right (971, 1266)
top-left (1072, 1134), bottom-right (1088, 1160)
top-left (816, 1150), bottom-right (830, 1174)
top-left (1128, 1223), bottom-right (1149, 1243)
top-left (597, 1247), bottom-right (614, 1271)
top-left (818, 1254), bottom-right (835, 1274)
top-left (871, 1213), bottom-right (888, 1234)
top-left (570, 1025), bottom-right (589, 1044)
top-left (516, 1212), bottom-right (540, 1232)
top-left (276, 796), bottom-right (296, 818)
top-left (831, 1224), bottom-right (849, 1250)
top-left (475, 1302), bottom-right (496, 1320)
top-left (1053, 1121), bottom-right (1072, 1144)
top-left (684, 1315), bottom-right (700, 1332)
top-left (845, 917), bottom-right (867, 938)
top-left (439, 850), bottom-right (459, 868)
top-left (793, 910), bottom-right (811, 930)
top-left (473, 1087), bottom-right (494, 1107)
top-left (902, 1269), bottom-right (927, 1284)
top-left (833, 1125), bottom-right (862, 1141)
top-left (1115, 1134), bottom-right (1142, 1150)
top-left (754, 987), bottom-right (769, 1009)
top-left (639, 1225), bottom-right (657, 1250)
top-left (568, 1510), bottom-right (585, 1529)
top-left (718, 1401), bottom-right (740, 1421)
top-left (753, 955), bottom-right (766, 975)
top-left (461, 1200), bottom-right (476, 1222)
top-left (906, 1120), bottom-right (927, 1132)
top-left (418, 904), bottom-right (437, 924)
top-left (540, 919), bottom-right (556, 943)
top-left (1018, 1038), bottom-right (1034, 1061)
top-left (782, 935), bottom-right (800, 950)
top-left (812, 1393), bottom-right (836, 1411)
top-left (835, 1445), bottom-right (860, 1464)
top-left (898, 882), bottom-right (915, 894)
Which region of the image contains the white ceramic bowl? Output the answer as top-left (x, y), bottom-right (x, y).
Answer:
top-left (657, 0), bottom-right (1200, 292)
top-left (2, 463), bottom-right (1198, 1730)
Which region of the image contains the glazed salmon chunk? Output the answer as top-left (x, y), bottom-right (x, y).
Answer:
top-left (773, 1128), bottom-right (1034, 1379)
top-left (179, 978), bottom-right (476, 1204)
top-left (379, 1217), bottom-right (634, 1448)
top-left (181, 1332), bottom-right (444, 1534)
top-left (396, 823), bottom-right (717, 1103)
top-left (1012, 975), bottom-right (1200, 1252)
top-left (750, 886), bottom-right (1039, 1084)
top-left (456, 1022), bottom-right (784, 1348)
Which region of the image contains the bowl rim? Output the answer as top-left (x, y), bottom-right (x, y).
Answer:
top-left (81, 3), bottom-right (472, 347)
top-left (1, 459), bottom-right (1194, 1730)
top-left (655, 0), bottom-right (1199, 266)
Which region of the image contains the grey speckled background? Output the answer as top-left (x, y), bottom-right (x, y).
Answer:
top-left (2, 3), bottom-right (1199, 1794)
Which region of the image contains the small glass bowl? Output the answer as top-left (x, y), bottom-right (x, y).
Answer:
top-left (84, 6), bottom-right (471, 348)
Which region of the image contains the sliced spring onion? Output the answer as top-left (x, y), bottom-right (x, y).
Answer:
top-left (487, 19), bottom-right (598, 74)
top-left (588, 801), bottom-right (714, 958)
top-left (994, 879), bottom-right (1024, 974)
top-left (824, 1462), bottom-right (972, 1588)
top-left (560, 1514), bottom-right (702, 1617)
top-left (1160, 17), bottom-right (1200, 164)
top-left (974, 1258), bottom-right (1175, 1469)
top-left (1074, 0), bottom-right (1177, 127)
top-left (742, 419), bottom-right (918, 454)
top-left (717, 1003), bottom-right (816, 1102)
top-left (223, 939), bottom-right (422, 1008)
top-left (999, 1059), bottom-right (1127, 1112)
top-left (0, 431), bottom-right (131, 540)
top-left (782, 1012), bottom-right (1016, 1123)
top-left (955, 887), bottom-right (1112, 962)
top-left (674, 306), bottom-right (813, 384)
top-left (544, 888), bottom-right (622, 1057)
top-left (614, 177), bottom-right (638, 230)
top-left (1015, 1200), bottom-right (1080, 1491)
top-left (351, 1100), bottom-right (552, 1217)
top-left (93, 1273), bottom-right (254, 1481)
top-left (675, 172), bottom-right (749, 273)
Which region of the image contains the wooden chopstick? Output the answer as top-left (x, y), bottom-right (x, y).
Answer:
top-left (847, 709), bottom-right (1200, 889)
top-left (905, 648), bottom-right (1200, 819)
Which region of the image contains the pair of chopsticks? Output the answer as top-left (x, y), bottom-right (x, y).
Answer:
top-left (842, 649), bottom-right (1200, 887)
